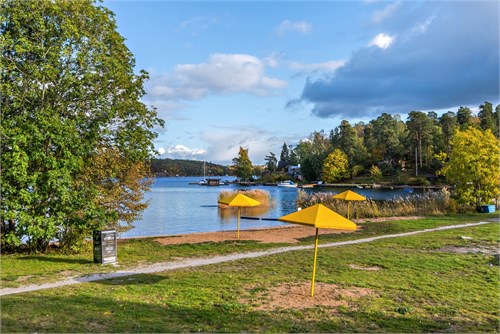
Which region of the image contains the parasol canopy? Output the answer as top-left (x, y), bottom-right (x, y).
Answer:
top-left (332, 190), bottom-right (366, 219)
top-left (218, 193), bottom-right (260, 239)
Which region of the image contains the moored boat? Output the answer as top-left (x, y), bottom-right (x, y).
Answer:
top-left (277, 180), bottom-right (297, 188)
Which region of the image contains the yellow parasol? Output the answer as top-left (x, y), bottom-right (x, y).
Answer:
top-left (332, 190), bottom-right (366, 219)
top-left (218, 193), bottom-right (261, 239)
top-left (278, 204), bottom-right (357, 297)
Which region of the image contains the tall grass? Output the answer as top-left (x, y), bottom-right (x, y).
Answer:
top-left (218, 189), bottom-right (273, 207)
top-left (217, 189), bottom-right (274, 221)
top-left (297, 189), bottom-right (451, 218)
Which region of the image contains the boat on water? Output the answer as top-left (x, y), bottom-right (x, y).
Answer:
top-left (277, 180), bottom-right (297, 188)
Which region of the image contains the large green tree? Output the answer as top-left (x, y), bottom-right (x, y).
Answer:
top-left (478, 102), bottom-right (497, 134)
top-left (232, 147), bottom-right (253, 181)
top-left (264, 152), bottom-right (278, 173)
top-left (440, 128), bottom-right (500, 210)
top-left (296, 131), bottom-right (330, 181)
top-left (330, 120), bottom-right (367, 175)
top-left (406, 111), bottom-right (440, 172)
top-left (1, 0), bottom-right (163, 252)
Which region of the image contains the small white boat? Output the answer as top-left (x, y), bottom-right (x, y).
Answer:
top-left (277, 180), bottom-right (297, 188)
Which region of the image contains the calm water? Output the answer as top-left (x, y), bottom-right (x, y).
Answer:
top-left (120, 177), bottom-right (423, 238)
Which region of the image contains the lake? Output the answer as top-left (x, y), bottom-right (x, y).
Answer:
top-left (120, 177), bottom-right (424, 238)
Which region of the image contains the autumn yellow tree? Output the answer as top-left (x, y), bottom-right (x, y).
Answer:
top-left (322, 149), bottom-right (349, 183)
top-left (440, 128), bottom-right (500, 210)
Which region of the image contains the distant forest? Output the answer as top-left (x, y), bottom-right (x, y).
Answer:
top-left (150, 159), bottom-right (231, 177)
top-left (151, 101), bottom-right (499, 180)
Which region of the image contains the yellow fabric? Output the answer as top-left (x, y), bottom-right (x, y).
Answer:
top-left (332, 190), bottom-right (366, 201)
top-left (278, 204), bottom-right (357, 231)
top-left (218, 193), bottom-right (261, 207)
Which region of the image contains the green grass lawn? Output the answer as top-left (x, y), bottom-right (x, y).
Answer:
top-left (1, 214), bottom-right (499, 332)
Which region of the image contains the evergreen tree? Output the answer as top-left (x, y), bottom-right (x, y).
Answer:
top-left (232, 147), bottom-right (253, 181)
top-left (264, 152), bottom-right (278, 173)
top-left (278, 143), bottom-right (290, 171)
top-left (478, 101), bottom-right (496, 134)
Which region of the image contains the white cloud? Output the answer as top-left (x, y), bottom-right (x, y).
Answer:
top-left (275, 19), bottom-right (312, 36)
top-left (201, 126), bottom-right (291, 164)
top-left (369, 33), bottom-right (395, 49)
top-left (157, 145), bottom-right (207, 160)
top-left (147, 53), bottom-right (287, 101)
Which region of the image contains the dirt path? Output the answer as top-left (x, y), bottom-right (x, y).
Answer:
top-left (0, 221), bottom-right (493, 296)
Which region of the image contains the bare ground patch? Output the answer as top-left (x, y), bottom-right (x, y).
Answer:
top-left (349, 264), bottom-right (382, 271)
top-left (438, 246), bottom-right (498, 255)
top-left (153, 216), bottom-right (422, 245)
top-left (241, 282), bottom-right (375, 311)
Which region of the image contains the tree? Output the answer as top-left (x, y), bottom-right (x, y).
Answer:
top-left (439, 128), bottom-right (500, 210)
top-left (1, 0), bottom-right (163, 252)
top-left (232, 147), bottom-right (253, 181)
top-left (439, 111), bottom-right (458, 156)
top-left (277, 143), bottom-right (290, 171)
top-left (478, 101), bottom-right (497, 134)
top-left (296, 131), bottom-right (330, 181)
top-left (406, 111), bottom-right (439, 172)
top-left (264, 152), bottom-right (278, 173)
top-left (365, 113), bottom-right (406, 171)
top-left (456, 106), bottom-right (473, 130)
top-left (330, 120), bottom-right (367, 176)
top-left (322, 149), bottom-right (349, 183)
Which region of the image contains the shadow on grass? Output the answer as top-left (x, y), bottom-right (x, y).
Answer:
top-left (2, 291), bottom-right (497, 333)
top-left (92, 273), bottom-right (168, 286)
top-left (18, 256), bottom-right (92, 265)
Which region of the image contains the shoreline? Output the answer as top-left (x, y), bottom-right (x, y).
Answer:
top-left (121, 216), bottom-right (422, 245)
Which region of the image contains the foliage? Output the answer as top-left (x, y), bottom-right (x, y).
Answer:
top-left (150, 159), bottom-right (230, 176)
top-left (322, 149), bottom-right (349, 183)
top-left (364, 113), bottom-right (406, 165)
top-left (264, 152), bottom-right (278, 173)
top-left (369, 165), bottom-right (383, 181)
top-left (295, 131), bottom-right (330, 181)
top-left (478, 101), bottom-right (497, 135)
top-left (439, 128), bottom-right (500, 209)
top-left (277, 142), bottom-right (290, 171)
top-left (330, 120), bottom-right (367, 172)
top-left (0, 0), bottom-right (163, 253)
top-left (406, 111), bottom-right (441, 171)
top-left (232, 147), bottom-right (253, 181)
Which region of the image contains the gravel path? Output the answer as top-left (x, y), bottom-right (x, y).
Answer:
top-left (0, 221), bottom-right (493, 296)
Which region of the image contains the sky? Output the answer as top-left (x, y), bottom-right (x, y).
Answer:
top-left (104, 0), bottom-right (499, 165)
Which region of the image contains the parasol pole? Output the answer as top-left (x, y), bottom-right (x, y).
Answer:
top-left (347, 202), bottom-right (350, 220)
top-left (311, 227), bottom-right (319, 297)
top-left (237, 207), bottom-right (241, 239)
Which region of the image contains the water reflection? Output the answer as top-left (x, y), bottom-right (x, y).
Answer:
top-left (218, 205), bottom-right (273, 223)
top-left (120, 177), bottom-right (424, 238)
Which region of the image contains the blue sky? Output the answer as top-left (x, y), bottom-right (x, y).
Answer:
top-left (104, 0), bottom-right (499, 165)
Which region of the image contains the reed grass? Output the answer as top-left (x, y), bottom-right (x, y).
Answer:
top-left (218, 189), bottom-right (273, 208)
top-left (297, 189), bottom-right (451, 218)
